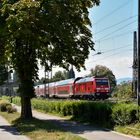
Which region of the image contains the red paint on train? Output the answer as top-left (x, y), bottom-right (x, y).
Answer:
top-left (35, 76), bottom-right (110, 100)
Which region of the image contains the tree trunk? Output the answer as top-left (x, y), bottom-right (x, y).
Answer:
top-left (14, 39), bottom-right (35, 119)
top-left (20, 96), bottom-right (32, 119)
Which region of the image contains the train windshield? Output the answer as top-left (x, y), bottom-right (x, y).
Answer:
top-left (95, 79), bottom-right (109, 85)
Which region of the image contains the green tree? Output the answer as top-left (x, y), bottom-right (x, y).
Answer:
top-left (90, 65), bottom-right (116, 92)
top-left (112, 81), bottom-right (133, 99)
top-left (36, 70), bottom-right (68, 84)
top-left (0, 0), bottom-right (100, 119)
top-left (52, 70), bottom-right (68, 82)
top-left (63, 70), bottom-right (69, 80)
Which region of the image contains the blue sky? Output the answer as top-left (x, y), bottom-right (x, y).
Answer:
top-left (75, 0), bottom-right (138, 79)
top-left (39, 0), bottom-right (138, 79)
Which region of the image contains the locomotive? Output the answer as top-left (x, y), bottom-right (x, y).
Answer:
top-left (35, 76), bottom-right (110, 100)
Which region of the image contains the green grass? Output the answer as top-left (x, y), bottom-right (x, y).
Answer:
top-left (0, 111), bottom-right (85, 140)
top-left (114, 122), bottom-right (140, 138)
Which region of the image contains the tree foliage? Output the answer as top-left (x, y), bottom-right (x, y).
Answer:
top-left (52, 70), bottom-right (69, 82)
top-left (37, 70), bottom-right (68, 84)
top-left (38, 67), bottom-right (75, 84)
top-left (112, 81), bottom-right (133, 99)
top-left (89, 65), bottom-right (116, 92)
top-left (0, 0), bottom-right (100, 119)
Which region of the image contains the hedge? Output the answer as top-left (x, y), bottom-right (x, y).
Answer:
top-left (6, 96), bottom-right (140, 126)
top-left (112, 103), bottom-right (138, 125)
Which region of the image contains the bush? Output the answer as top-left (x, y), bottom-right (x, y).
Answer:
top-left (112, 81), bottom-right (134, 99)
top-left (0, 102), bottom-right (17, 113)
top-left (30, 99), bottom-right (114, 125)
top-left (112, 103), bottom-right (137, 125)
top-left (0, 102), bottom-right (11, 112)
top-left (6, 105), bottom-right (17, 113)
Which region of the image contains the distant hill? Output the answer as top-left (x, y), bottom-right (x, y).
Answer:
top-left (117, 77), bottom-right (132, 84)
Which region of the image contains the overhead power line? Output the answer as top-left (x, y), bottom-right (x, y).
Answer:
top-left (94, 28), bottom-right (137, 42)
top-left (87, 44), bottom-right (133, 64)
top-left (95, 20), bottom-right (137, 42)
top-left (96, 43), bottom-right (133, 54)
top-left (94, 0), bottom-right (131, 25)
top-left (95, 15), bottom-right (137, 35)
top-left (91, 49), bottom-right (132, 63)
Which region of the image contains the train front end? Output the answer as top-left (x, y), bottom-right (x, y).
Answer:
top-left (94, 78), bottom-right (110, 99)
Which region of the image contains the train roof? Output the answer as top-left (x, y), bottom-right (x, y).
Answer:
top-left (75, 77), bottom-right (94, 83)
top-left (34, 79), bottom-right (75, 88)
top-left (34, 82), bottom-right (56, 88)
top-left (49, 82), bottom-right (56, 87)
top-left (56, 78), bottom-right (75, 86)
top-left (75, 76), bottom-right (108, 83)
top-left (34, 77), bottom-right (109, 88)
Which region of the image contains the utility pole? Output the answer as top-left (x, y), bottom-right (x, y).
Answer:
top-left (44, 67), bottom-right (46, 97)
top-left (47, 71), bottom-right (49, 98)
top-left (138, 0), bottom-right (140, 106)
top-left (133, 31), bottom-right (137, 97)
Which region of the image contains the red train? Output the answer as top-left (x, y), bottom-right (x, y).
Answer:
top-left (35, 76), bottom-right (110, 100)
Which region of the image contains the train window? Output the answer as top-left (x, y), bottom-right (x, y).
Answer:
top-left (96, 79), bottom-right (108, 85)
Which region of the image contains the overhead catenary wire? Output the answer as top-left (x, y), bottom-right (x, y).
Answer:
top-left (95, 20), bottom-right (137, 42)
top-left (93, 43), bottom-right (133, 55)
top-left (87, 48), bottom-right (132, 65)
top-left (92, 1), bottom-right (137, 52)
top-left (86, 43), bottom-right (133, 64)
top-left (94, 0), bottom-right (131, 25)
top-left (93, 49), bottom-right (132, 62)
top-left (94, 15), bottom-right (137, 35)
top-left (74, 1), bottom-right (136, 78)
top-left (94, 28), bottom-right (137, 43)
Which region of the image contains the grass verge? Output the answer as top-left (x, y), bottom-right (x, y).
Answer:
top-left (114, 123), bottom-right (140, 138)
top-left (0, 111), bottom-right (85, 140)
